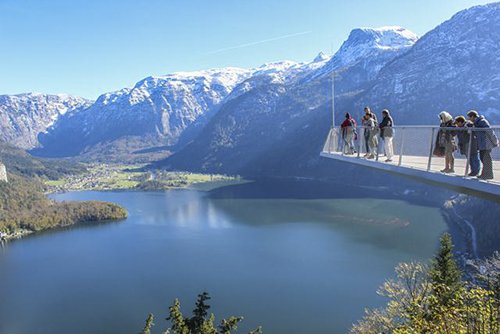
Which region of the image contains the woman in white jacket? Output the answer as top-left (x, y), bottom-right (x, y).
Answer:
top-left (437, 111), bottom-right (456, 173)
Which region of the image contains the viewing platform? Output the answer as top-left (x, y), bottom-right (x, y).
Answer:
top-left (320, 126), bottom-right (500, 200)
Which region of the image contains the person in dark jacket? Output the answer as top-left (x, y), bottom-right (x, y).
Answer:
top-left (341, 113), bottom-right (357, 154)
top-left (467, 110), bottom-right (499, 180)
top-left (454, 116), bottom-right (480, 176)
top-left (361, 114), bottom-right (371, 157)
top-left (379, 109), bottom-right (394, 162)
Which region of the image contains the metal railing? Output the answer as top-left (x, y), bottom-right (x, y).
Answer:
top-left (322, 126), bottom-right (500, 183)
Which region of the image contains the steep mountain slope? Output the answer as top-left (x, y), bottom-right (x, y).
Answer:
top-left (0, 93), bottom-right (91, 149)
top-left (355, 2), bottom-right (500, 124)
top-left (161, 26), bottom-right (419, 174)
top-left (32, 68), bottom-right (253, 161)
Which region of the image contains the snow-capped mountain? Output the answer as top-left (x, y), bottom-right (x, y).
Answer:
top-left (356, 2), bottom-right (500, 124)
top-left (329, 26), bottom-right (418, 69)
top-left (221, 60), bottom-right (316, 104)
top-left (33, 67), bottom-right (253, 161)
top-left (0, 93), bottom-right (91, 149)
top-left (160, 26), bottom-right (419, 173)
top-left (33, 60), bottom-right (330, 161)
top-left (306, 26), bottom-right (418, 91)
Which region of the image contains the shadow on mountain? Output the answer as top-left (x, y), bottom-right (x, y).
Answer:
top-left (132, 145), bottom-right (173, 154)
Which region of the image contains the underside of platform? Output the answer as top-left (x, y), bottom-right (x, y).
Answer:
top-left (320, 151), bottom-right (500, 201)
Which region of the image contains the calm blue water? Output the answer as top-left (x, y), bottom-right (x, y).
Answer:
top-left (0, 181), bottom-right (447, 334)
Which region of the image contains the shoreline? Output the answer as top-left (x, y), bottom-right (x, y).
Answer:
top-left (43, 164), bottom-right (247, 195)
top-left (1, 218), bottom-right (127, 244)
top-left (44, 182), bottom-right (200, 194)
top-left (1, 228), bottom-right (33, 242)
top-left (8, 177), bottom-right (476, 265)
top-left (44, 179), bottom-right (250, 195)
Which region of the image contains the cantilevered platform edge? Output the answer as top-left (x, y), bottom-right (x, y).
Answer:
top-left (320, 152), bottom-right (500, 201)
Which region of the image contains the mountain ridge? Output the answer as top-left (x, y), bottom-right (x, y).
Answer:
top-left (0, 93), bottom-right (92, 149)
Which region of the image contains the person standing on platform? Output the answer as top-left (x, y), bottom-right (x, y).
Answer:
top-left (361, 114), bottom-right (371, 157)
top-left (363, 107), bottom-right (377, 156)
top-left (341, 113), bottom-right (357, 155)
top-left (365, 113), bottom-right (378, 159)
top-left (467, 110), bottom-right (499, 180)
top-left (454, 116), bottom-right (480, 176)
top-left (437, 111), bottom-right (456, 173)
top-left (379, 109), bottom-right (394, 162)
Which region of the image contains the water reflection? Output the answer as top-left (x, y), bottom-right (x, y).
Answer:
top-left (126, 190), bottom-right (233, 229)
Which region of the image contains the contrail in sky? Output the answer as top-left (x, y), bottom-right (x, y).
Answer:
top-left (205, 31), bottom-right (312, 55)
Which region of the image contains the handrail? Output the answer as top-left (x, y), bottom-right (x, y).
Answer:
top-left (322, 125), bottom-right (500, 184)
top-left (348, 125), bottom-right (500, 131)
top-left (382, 125), bottom-right (500, 129)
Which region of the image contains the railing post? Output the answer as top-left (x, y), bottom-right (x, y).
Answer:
top-left (336, 128), bottom-right (339, 153)
top-left (328, 129), bottom-right (331, 153)
top-left (341, 127), bottom-right (345, 156)
top-left (427, 127), bottom-right (436, 172)
top-left (398, 127), bottom-right (405, 166)
top-left (357, 126), bottom-right (362, 158)
top-left (339, 127), bottom-right (349, 155)
top-left (464, 128), bottom-right (472, 177)
top-left (376, 131), bottom-right (380, 162)
top-left (329, 129), bottom-right (333, 153)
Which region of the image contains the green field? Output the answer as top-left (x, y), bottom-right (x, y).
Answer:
top-left (44, 163), bottom-right (245, 192)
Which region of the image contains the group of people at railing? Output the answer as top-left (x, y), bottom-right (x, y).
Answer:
top-left (339, 108), bottom-right (499, 180)
top-left (434, 110), bottom-right (498, 180)
top-left (341, 107), bottom-right (395, 162)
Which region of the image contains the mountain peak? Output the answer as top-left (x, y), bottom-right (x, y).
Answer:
top-left (313, 52), bottom-right (330, 63)
top-left (346, 26), bottom-right (418, 51)
top-left (329, 25), bottom-right (418, 70)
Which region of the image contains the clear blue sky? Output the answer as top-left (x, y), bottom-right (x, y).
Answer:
top-left (0, 0), bottom-right (495, 99)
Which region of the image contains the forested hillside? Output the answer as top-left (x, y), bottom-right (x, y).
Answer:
top-left (0, 174), bottom-right (127, 236)
top-left (0, 144), bottom-right (127, 238)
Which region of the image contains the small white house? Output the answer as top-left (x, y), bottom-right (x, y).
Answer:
top-left (0, 162), bottom-right (8, 183)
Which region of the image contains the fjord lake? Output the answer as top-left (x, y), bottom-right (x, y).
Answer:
top-left (0, 180), bottom-right (447, 334)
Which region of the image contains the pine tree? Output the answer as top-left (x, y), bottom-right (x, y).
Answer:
top-left (187, 291), bottom-right (211, 332)
top-left (429, 233), bottom-right (463, 308)
top-left (140, 314), bottom-right (154, 334)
